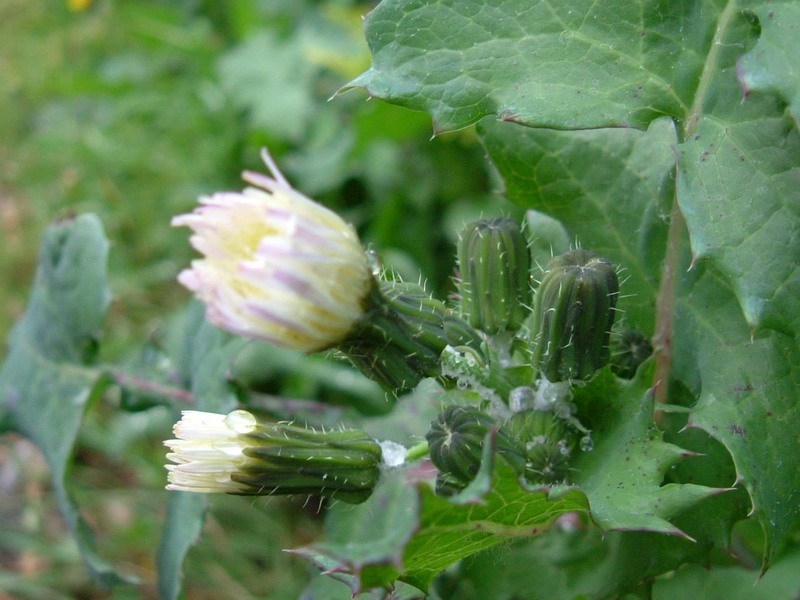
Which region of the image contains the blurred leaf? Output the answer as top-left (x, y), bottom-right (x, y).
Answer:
top-left (652, 549), bottom-right (800, 599)
top-left (114, 342), bottom-right (177, 411)
top-left (157, 493), bottom-right (207, 600)
top-left (301, 573), bottom-right (426, 600)
top-left (360, 378), bottom-right (442, 446)
top-left (157, 303), bottom-right (245, 600)
top-left (0, 214), bottom-right (132, 586)
top-left (523, 209), bottom-right (571, 271)
top-left (232, 341), bottom-right (393, 417)
top-left (294, 468), bottom-right (421, 593)
top-left (480, 117), bottom-right (675, 333)
top-left (218, 30), bottom-right (317, 141)
top-left (738, 3), bottom-right (800, 130)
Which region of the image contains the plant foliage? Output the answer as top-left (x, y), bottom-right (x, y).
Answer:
top-left (2, 1), bottom-right (799, 599)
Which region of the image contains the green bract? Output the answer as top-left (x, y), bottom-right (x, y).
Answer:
top-left (340, 279), bottom-right (479, 392)
top-left (457, 218), bottom-right (531, 334)
top-left (530, 249), bottom-right (619, 382)
top-left (427, 406), bottom-right (498, 488)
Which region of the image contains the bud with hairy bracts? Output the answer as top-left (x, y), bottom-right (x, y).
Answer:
top-left (530, 249), bottom-right (619, 381)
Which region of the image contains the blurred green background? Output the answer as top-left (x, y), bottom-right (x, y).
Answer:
top-left (0, 0), bottom-right (515, 597)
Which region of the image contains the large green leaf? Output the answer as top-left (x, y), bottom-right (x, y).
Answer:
top-left (572, 365), bottom-right (726, 536)
top-left (356, 0), bottom-right (800, 341)
top-left (295, 453), bottom-right (589, 594)
top-left (672, 264), bottom-right (800, 566)
top-left (156, 303), bottom-right (245, 600)
top-left (675, 8), bottom-right (800, 337)
top-left (349, 0), bottom-right (713, 132)
top-left (738, 3), bottom-right (800, 130)
top-left (0, 214), bottom-right (132, 586)
top-left (480, 117), bottom-right (675, 333)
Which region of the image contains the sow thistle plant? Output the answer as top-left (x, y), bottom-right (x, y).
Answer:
top-left (5, 1), bottom-right (798, 597)
top-left (165, 150), bottom-right (627, 511)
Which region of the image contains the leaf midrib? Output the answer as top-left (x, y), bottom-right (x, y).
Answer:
top-left (683, 0), bottom-right (739, 139)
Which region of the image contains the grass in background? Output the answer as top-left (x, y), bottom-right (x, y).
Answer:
top-left (0, 0), bottom-right (516, 597)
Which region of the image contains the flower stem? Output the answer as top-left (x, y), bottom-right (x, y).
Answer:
top-left (406, 441), bottom-right (430, 462)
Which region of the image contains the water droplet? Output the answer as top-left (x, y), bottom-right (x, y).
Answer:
top-left (555, 401), bottom-right (574, 420)
top-left (457, 377), bottom-right (469, 390)
top-left (509, 386), bottom-right (535, 412)
top-left (580, 434), bottom-right (594, 452)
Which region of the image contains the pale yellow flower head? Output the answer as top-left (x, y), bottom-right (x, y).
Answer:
top-left (164, 410), bottom-right (257, 493)
top-left (172, 149), bottom-right (371, 352)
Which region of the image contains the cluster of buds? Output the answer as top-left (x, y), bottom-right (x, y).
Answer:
top-left (167, 148), bottom-right (629, 503)
top-left (500, 409), bottom-right (573, 484)
top-left (426, 405), bottom-right (575, 495)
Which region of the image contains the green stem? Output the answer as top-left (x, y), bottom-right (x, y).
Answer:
top-left (405, 441), bottom-right (429, 462)
top-left (653, 0), bottom-right (739, 410)
top-left (652, 195), bottom-right (683, 408)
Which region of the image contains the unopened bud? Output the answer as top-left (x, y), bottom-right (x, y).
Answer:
top-left (610, 329), bottom-right (653, 379)
top-left (427, 406), bottom-right (496, 486)
top-left (501, 409), bottom-right (573, 484)
top-left (165, 410), bottom-right (381, 504)
top-left (530, 249), bottom-right (619, 381)
top-left (426, 406), bottom-right (525, 494)
top-left (457, 218), bottom-right (531, 334)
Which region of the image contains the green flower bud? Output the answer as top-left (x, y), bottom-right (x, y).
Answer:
top-left (610, 329), bottom-right (653, 379)
top-left (502, 409), bottom-right (571, 445)
top-left (501, 409), bottom-right (573, 484)
top-left (427, 406), bottom-right (497, 485)
top-left (426, 406), bottom-right (527, 495)
top-left (458, 218), bottom-right (531, 334)
top-left (523, 444), bottom-right (571, 484)
top-left (165, 410), bottom-right (381, 504)
top-left (340, 279), bottom-right (481, 392)
top-left (530, 249), bottom-right (619, 381)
